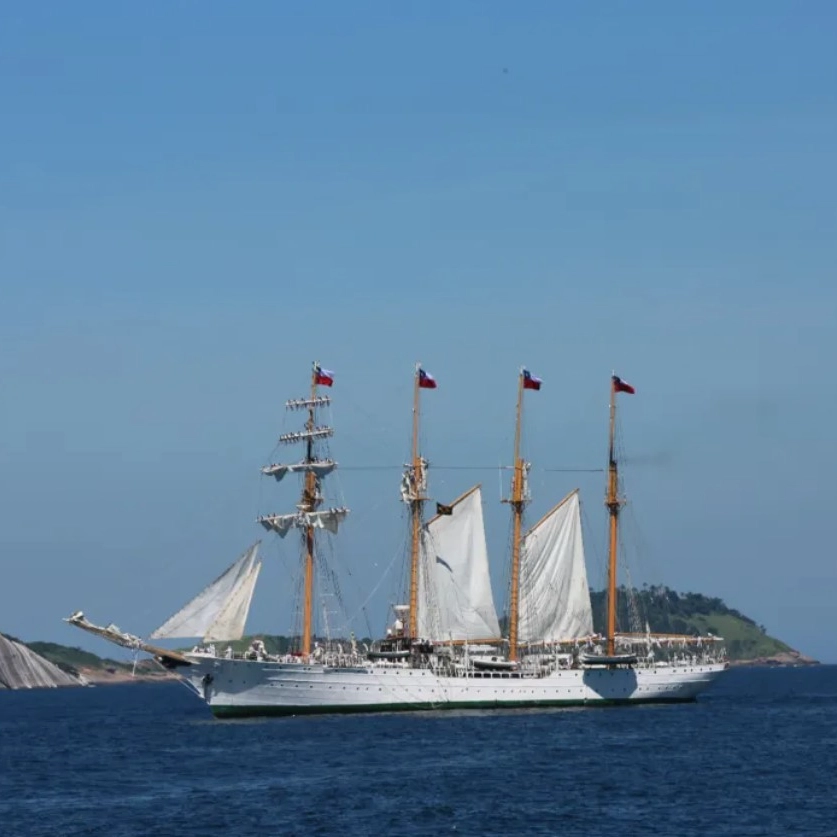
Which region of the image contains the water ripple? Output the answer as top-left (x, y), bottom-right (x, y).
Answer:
top-left (2, 667), bottom-right (837, 836)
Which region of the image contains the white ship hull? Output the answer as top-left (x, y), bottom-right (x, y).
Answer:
top-left (181, 656), bottom-right (727, 718)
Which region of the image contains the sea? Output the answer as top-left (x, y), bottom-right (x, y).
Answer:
top-left (2, 666), bottom-right (837, 837)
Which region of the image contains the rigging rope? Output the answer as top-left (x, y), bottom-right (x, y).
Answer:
top-left (341, 530), bottom-right (407, 631)
top-left (337, 465), bottom-right (603, 472)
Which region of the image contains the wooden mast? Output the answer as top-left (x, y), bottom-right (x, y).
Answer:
top-left (257, 362), bottom-right (343, 657)
top-left (507, 370), bottom-right (526, 661)
top-left (605, 375), bottom-right (622, 657)
top-left (301, 363), bottom-right (320, 656)
top-left (408, 363), bottom-right (424, 638)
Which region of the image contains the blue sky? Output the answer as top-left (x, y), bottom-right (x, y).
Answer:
top-left (2, 3), bottom-right (835, 662)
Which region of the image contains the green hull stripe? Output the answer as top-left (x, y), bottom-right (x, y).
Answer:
top-left (211, 696), bottom-right (696, 719)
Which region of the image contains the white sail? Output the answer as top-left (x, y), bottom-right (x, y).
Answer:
top-left (261, 461), bottom-right (336, 482)
top-left (518, 490), bottom-right (593, 643)
top-left (204, 561), bottom-right (261, 642)
top-left (417, 486), bottom-right (500, 642)
top-left (150, 542), bottom-right (261, 640)
top-left (258, 508), bottom-right (349, 538)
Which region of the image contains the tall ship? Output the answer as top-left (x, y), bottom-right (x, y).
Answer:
top-left (68, 362), bottom-right (727, 717)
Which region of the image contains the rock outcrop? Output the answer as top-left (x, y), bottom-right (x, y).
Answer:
top-left (729, 650), bottom-right (819, 667)
top-left (0, 633), bottom-right (81, 689)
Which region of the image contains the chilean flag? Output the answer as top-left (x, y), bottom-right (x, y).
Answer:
top-left (314, 365), bottom-right (334, 387)
top-left (612, 375), bottom-right (635, 394)
top-left (418, 368), bottom-right (437, 389)
top-left (522, 369), bottom-right (542, 391)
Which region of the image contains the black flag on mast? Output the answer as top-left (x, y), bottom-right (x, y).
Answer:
top-left (436, 502), bottom-right (453, 516)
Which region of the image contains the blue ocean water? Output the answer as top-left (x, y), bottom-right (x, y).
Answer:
top-left (2, 667), bottom-right (837, 836)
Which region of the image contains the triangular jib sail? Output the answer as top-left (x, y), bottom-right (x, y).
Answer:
top-left (203, 560), bottom-right (261, 642)
top-left (150, 542), bottom-right (262, 642)
top-left (517, 490), bottom-right (593, 643)
top-left (417, 486), bottom-right (501, 642)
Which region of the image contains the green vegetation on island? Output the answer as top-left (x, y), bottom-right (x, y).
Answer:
top-left (26, 641), bottom-right (127, 675)
top-left (12, 639), bottom-right (166, 681)
top-left (589, 585), bottom-right (797, 661)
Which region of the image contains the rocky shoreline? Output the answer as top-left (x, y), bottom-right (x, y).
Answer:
top-left (76, 663), bottom-right (180, 685)
top-left (728, 651), bottom-right (819, 667)
top-left (0, 634), bottom-right (82, 689)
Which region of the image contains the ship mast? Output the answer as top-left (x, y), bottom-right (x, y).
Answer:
top-left (301, 365), bottom-right (320, 656)
top-left (507, 372), bottom-right (525, 660)
top-left (256, 362), bottom-right (348, 657)
top-left (408, 363), bottom-right (425, 638)
top-left (506, 367), bottom-right (539, 661)
top-left (605, 373), bottom-right (633, 656)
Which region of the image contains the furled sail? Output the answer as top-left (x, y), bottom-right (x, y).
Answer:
top-left (517, 490), bottom-right (593, 643)
top-left (417, 486), bottom-right (500, 642)
top-left (261, 460), bottom-right (336, 482)
top-left (400, 458), bottom-right (428, 503)
top-left (150, 542), bottom-right (261, 641)
top-left (284, 396), bottom-right (331, 411)
top-left (258, 508), bottom-right (349, 537)
top-left (278, 427), bottom-right (333, 444)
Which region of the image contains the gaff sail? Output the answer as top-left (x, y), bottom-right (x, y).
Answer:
top-left (517, 490), bottom-right (593, 643)
top-left (417, 486), bottom-right (501, 642)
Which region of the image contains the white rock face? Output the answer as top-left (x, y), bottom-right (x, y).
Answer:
top-left (0, 634), bottom-right (81, 689)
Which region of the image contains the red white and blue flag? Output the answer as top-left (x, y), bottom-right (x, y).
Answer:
top-left (612, 375), bottom-right (635, 395)
top-left (522, 369), bottom-right (542, 391)
top-left (418, 368), bottom-right (437, 389)
top-left (314, 365), bottom-right (334, 387)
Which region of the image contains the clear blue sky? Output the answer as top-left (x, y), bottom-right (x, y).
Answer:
top-left (2, 3), bottom-right (835, 662)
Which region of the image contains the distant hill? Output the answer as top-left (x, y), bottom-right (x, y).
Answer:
top-left (26, 641), bottom-right (129, 676)
top-left (19, 640), bottom-right (176, 684)
top-left (590, 586), bottom-right (814, 664)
